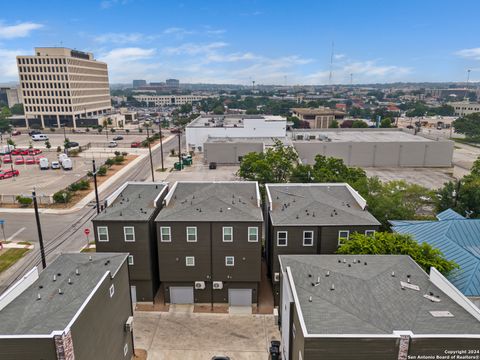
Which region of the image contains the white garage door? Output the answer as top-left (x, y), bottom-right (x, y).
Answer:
top-left (170, 286), bottom-right (194, 304)
top-left (228, 289), bottom-right (252, 306)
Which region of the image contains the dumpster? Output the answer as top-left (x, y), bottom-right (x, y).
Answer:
top-left (174, 161), bottom-right (184, 170)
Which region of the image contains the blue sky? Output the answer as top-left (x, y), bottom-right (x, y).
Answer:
top-left (1, 0), bottom-right (480, 85)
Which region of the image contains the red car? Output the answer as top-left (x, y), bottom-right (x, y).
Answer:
top-left (28, 148), bottom-right (42, 155)
top-left (20, 149), bottom-right (29, 155)
top-left (11, 130), bottom-right (21, 136)
top-left (131, 141), bottom-right (141, 148)
top-left (14, 156), bottom-right (25, 165)
top-left (2, 155), bottom-right (12, 163)
top-left (25, 156), bottom-right (35, 165)
top-left (0, 169), bottom-right (19, 179)
top-left (10, 148), bottom-right (23, 155)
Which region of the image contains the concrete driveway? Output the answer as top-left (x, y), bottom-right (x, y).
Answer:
top-left (134, 308), bottom-right (280, 359)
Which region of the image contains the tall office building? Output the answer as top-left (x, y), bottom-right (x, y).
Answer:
top-left (165, 78), bottom-right (179, 88)
top-left (132, 79), bottom-right (147, 88)
top-left (17, 47), bottom-right (111, 128)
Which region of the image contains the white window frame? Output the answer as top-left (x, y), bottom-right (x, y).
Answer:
top-left (127, 255), bottom-right (134, 265)
top-left (185, 256), bottom-right (195, 267)
top-left (123, 226), bottom-right (135, 242)
top-left (124, 343), bottom-right (128, 357)
top-left (365, 229), bottom-right (376, 236)
top-left (109, 284), bottom-right (115, 298)
top-left (225, 256), bottom-right (235, 266)
top-left (186, 226), bottom-right (197, 242)
top-left (338, 230), bottom-right (350, 245)
top-left (293, 323), bottom-right (296, 339)
top-left (97, 226), bottom-right (109, 242)
top-left (303, 231), bottom-right (314, 246)
top-left (248, 227), bottom-right (259, 242)
top-left (277, 231), bottom-right (288, 247)
top-left (222, 226), bottom-right (233, 242)
top-left (160, 226), bottom-right (171, 242)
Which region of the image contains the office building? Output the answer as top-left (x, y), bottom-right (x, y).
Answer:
top-left (165, 79), bottom-right (180, 88)
top-left (0, 87), bottom-right (22, 107)
top-left (132, 80), bottom-right (147, 89)
top-left (133, 94), bottom-right (208, 107)
top-left (17, 47), bottom-right (111, 129)
top-left (449, 101), bottom-right (480, 116)
top-left (291, 107), bottom-right (346, 128)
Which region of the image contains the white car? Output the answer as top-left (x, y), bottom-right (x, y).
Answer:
top-left (108, 141), bottom-right (118, 148)
top-left (51, 161), bottom-right (61, 169)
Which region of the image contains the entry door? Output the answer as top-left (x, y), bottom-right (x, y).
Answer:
top-left (281, 273), bottom-right (293, 359)
top-left (130, 286), bottom-right (137, 304)
top-left (169, 286), bottom-right (194, 304)
top-left (228, 289), bottom-right (252, 306)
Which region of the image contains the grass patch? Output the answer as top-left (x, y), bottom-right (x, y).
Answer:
top-left (81, 248), bottom-right (96, 253)
top-left (17, 241), bottom-right (32, 246)
top-left (0, 248), bottom-right (30, 273)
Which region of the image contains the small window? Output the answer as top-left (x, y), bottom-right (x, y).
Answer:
top-left (97, 226), bottom-right (109, 242)
top-left (186, 227), bottom-right (197, 242)
top-left (109, 284), bottom-right (115, 298)
top-left (124, 343), bottom-right (128, 357)
top-left (292, 323), bottom-right (296, 339)
top-left (365, 230), bottom-right (375, 237)
top-left (124, 227), bottom-right (135, 242)
top-left (160, 227), bottom-right (171, 242)
top-left (223, 227), bottom-right (233, 242)
top-left (225, 256), bottom-right (234, 266)
top-left (277, 231), bottom-right (288, 246)
top-left (303, 231), bottom-right (314, 246)
top-left (127, 255), bottom-right (134, 265)
top-left (338, 230), bottom-right (350, 245)
top-left (186, 256), bottom-right (195, 267)
top-left (248, 227), bottom-right (258, 242)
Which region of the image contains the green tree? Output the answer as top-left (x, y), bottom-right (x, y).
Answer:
top-left (330, 119), bottom-right (339, 128)
top-left (453, 113), bottom-right (480, 140)
top-left (45, 140), bottom-right (51, 149)
top-left (380, 118), bottom-right (393, 128)
top-left (213, 105), bottom-right (224, 114)
top-left (237, 140), bottom-right (298, 183)
top-left (10, 103), bottom-right (24, 115)
top-left (337, 232), bottom-right (458, 275)
top-left (6, 138), bottom-right (15, 147)
top-left (352, 120), bottom-right (368, 128)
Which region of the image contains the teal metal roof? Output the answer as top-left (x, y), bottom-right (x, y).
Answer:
top-left (391, 209), bottom-right (480, 297)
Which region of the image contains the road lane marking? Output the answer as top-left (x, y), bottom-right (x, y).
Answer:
top-left (6, 227), bottom-right (26, 241)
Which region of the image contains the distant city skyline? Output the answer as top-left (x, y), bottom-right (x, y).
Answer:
top-left (1, 0), bottom-right (480, 85)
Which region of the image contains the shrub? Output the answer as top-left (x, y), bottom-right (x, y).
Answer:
top-left (49, 127), bottom-right (56, 132)
top-left (53, 190), bottom-right (72, 203)
top-left (69, 149), bottom-right (79, 157)
top-left (114, 151), bottom-right (120, 156)
top-left (170, 149), bottom-right (175, 156)
top-left (85, 128), bottom-right (90, 132)
top-left (97, 127), bottom-right (103, 133)
top-left (110, 128), bottom-right (116, 133)
top-left (114, 155), bottom-right (124, 164)
top-left (125, 129), bottom-right (130, 133)
top-left (138, 128), bottom-right (143, 133)
top-left (68, 179), bottom-right (89, 192)
top-left (122, 152), bottom-right (128, 157)
top-left (97, 166), bottom-right (107, 176)
top-left (141, 139), bottom-right (149, 147)
top-left (45, 140), bottom-right (51, 149)
top-left (87, 170), bottom-right (93, 177)
top-left (16, 195), bottom-right (33, 207)
top-left (56, 146), bottom-right (62, 152)
top-left (105, 158), bottom-right (115, 166)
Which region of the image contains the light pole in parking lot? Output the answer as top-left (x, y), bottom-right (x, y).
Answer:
top-left (146, 126), bottom-right (155, 181)
top-left (32, 189), bottom-right (47, 269)
top-left (158, 119), bottom-right (164, 171)
top-left (92, 160), bottom-right (100, 214)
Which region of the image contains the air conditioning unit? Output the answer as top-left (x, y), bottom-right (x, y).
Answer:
top-left (274, 272), bottom-right (280, 282)
top-left (213, 281), bottom-right (223, 290)
top-left (125, 316), bottom-right (133, 332)
top-left (195, 281), bottom-right (205, 290)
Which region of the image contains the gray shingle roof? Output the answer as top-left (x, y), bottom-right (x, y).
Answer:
top-left (280, 255), bottom-right (480, 335)
top-left (155, 182), bottom-right (263, 222)
top-left (0, 253), bottom-right (127, 335)
top-left (94, 183), bottom-right (167, 222)
top-left (267, 183), bottom-right (380, 226)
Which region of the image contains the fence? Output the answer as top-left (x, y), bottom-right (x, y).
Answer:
top-left (0, 194), bottom-right (53, 205)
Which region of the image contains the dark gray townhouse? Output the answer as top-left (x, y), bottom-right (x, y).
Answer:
top-left (265, 183), bottom-right (380, 304)
top-left (279, 254), bottom-right (480, 360)
top-left (0, 253), bottom-right (134, 360)
top-left (93, 181), bottom-right (168, 303)
top-left (155, 181), bottom-right (263, 307)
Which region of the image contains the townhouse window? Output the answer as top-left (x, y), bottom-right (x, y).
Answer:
top-left (248, 227), bottom-right (258, 242)
top-left (365, 230), bottom-right (376, 237)
top-left (186, 226), bottom-right (197, 242)
top-left (109, 284), bottom-right (115, 298)
top-left (124, 227), bottom-right (135, 242)
top-left (225, 256), bottom-right (235, 266)
top-left (185, 256), bottom-right (195, 267)
top-left (303, 231), bottom-right (314, 246)
top-left (277, 231), bottom-right (288, 246)
top-left (128, 255), bottom-right (134, 266)
top-left (338, 230), bottom-right (350, 245)
top-left (124, 343), bottom-right (128, 357)
top-left (97, 226), bottom-right (109, 242)
top-left (160, 227), bottom-right (171, 242)
top-left (292, 323), bottom-right (296, 339)
top-left (222, 227), bottom-right (233, 242)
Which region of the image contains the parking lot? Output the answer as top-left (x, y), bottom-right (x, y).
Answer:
top-left (134, 309), bottom-right (280, 360)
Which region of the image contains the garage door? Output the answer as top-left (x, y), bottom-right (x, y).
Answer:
top-left (228, 289), bottom-right (252, 306)
top-left (169, 286), bottom-right (194, 304)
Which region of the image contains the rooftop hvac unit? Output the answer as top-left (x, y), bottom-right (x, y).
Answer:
top-left (274, 272), bottom-right (280, 282)
top-left (195, 281), bottom-right (206, 290)
top-left (125, 316), bottom-right (133, 332)
top-left (213, 281), bottom-right (223, 290)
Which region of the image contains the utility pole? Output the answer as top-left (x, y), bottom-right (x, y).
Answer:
top-left (178, 131), bottom-right (182, 171)
top-left (32, 190), bottom-right (46, 269)
top-left (92, 160), bottom-right (100, 214)
top-left (146, 126), bottom-right (155, 181)
top-left (158, 119), bottom-right (165, 171)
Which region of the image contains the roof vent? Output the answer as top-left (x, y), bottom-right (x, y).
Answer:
top-left (219, 208), bottom-right (223, 212)
top-left (364, 262), bottom-right (367, 265)
top-left (424, 294), bottom-right (441, 302)
top-left (308, 296), bottom-right (313, 302)
top-left (68, 278), bottom-right (72, 285)
top-left (326, 271), bottom-right (330, 277)
top-left (348, 264), bottom-right (351, 267)
top-left (75, 268), bottom-right (80, 276)
top-left (308, 274), bottom-right (312, 278)
top-left (430, 311), bottom-right (453, 318)
top-left (353, 259), bottom-right (356, 264)
top-left (89, 256), bottom-right (92, 261)
top-left (58, 289), bottom-right (63, 295)
top-left (330, 284), bottom-right (335, 291)
top-left (343, 259), bottom-right (346, 263)
top-left (391, 271), bottom-right (395, 277)
top-left (37, 293), bottom-right (41, 301)
top-left (53, 274), bottom-right (57, 282)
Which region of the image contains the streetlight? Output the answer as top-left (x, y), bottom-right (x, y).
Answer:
top-left (32, 189), bottom-right (47, 269)
top-left (92, 160), bottom-right (100, 214)
top-left (146, 126), bottom-right (155, 181)
top-left (158, 118), bottom-right (165, 171)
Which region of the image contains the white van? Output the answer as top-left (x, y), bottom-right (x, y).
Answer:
top-left (39, 158), bottom-right (49, 170)
top-left (61, 158), bottom-right (73, 170)
top-left (0, 145), bottom-right (14, 155)
top-left (58, 153), bottom-right (68, 164)
top-left (31, 134), bottom-right (48, 141)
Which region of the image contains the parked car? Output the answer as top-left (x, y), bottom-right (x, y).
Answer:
top-left (108, 141), bottom-right (118, 148)
top-left (31, 134), bottom-right (48, 141)
top-left (35, 155), bottom-right (45, 164)
top-left (28, 130), bottom-right (41, 136)
top-left (14, 156), bottom-right (25, 165)
top-left (58, 153), bottom-right (68, 164)
top-left (39, 157), bottom-right (49, 170)
top-left (51, 161), bottom-right (61, 169)
top-left (10, 148), bottom-right (24, 155)
top-left (2, 155), bottom-right (12, 163)
top-left (0, 169), bottom-right (19, 180)
top-left (211, 357), bottom-right (231, 360)
top-left (28, 148), bottom-right (42, 155)
top-left (25, 156), bottom-right (35, 165)
top-left (11, 130), bottom-right (21, 136)
top-left (170, 128), bottom-right (182, 134)
top-left (0, 145), bottom-right (14, 155)
top-left (20, 149), bottom-right (30, 155)
top-left (61, 158), bottom-right (73, 170)
top-left (113, 135), bottom-right (124, 141)
top-left (65, 141), bottom-right (79, 149)
top-left (130, 141), bottom-right (141, 148)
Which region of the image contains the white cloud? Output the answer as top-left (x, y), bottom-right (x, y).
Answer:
top-left (455, 48), bottom-right (480, 60)
top-left (93, 32), bottom-right (145, 44)
top-left (100, 0), bottom-right (131, 9)
top-left (334, 53), bottom-right (346, 60)
top-left (0, 22), bottom-right (43, 39)
top-left (163, 42), bottom-right (228, 55)
top-left (163, 27), bottom-right (195, 36)
top-left (0, 48), bottom-right (22, 80)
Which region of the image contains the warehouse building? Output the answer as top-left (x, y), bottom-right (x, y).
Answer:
top-left (292, 128), bottom-right (454, 167)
